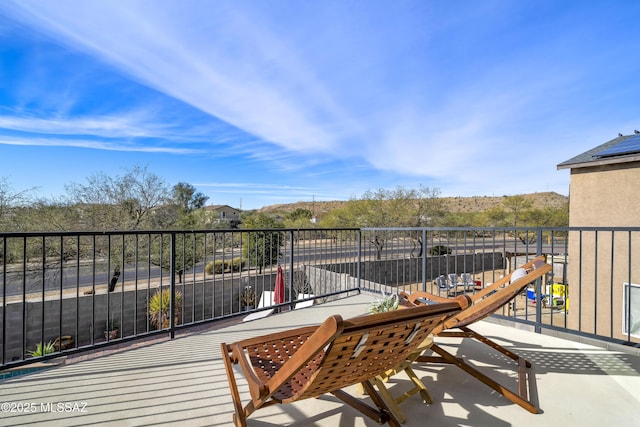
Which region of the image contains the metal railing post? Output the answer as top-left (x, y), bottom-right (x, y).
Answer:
top-left (357, 230), bottom-right (362, 290)
top-left (535, 228), bottom-right (544, 333)
top-left (288, 230), bottom-right (294, 310)
top-left (2, 237), bottom-right (6, 365)
top-left (169, 232), bottom-right (176, 339)
top-left (421, 228), bottom-right (427, 292)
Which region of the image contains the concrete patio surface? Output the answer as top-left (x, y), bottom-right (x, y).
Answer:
top-left (1, 292), bottom-right (640, 426)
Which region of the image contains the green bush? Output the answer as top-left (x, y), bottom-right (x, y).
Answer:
top-left (205, 261), bottom-right (213, 275)
top-left (204, 257), bottom-right (247, 274)
top-left (429, 245), bottom-right (452, 256)
top-left (206, 258), bottom-right (246, 274)
top-left (205, 260), bottom-right (225, 274)
top-left (231, 257), bottom-right (246, 272)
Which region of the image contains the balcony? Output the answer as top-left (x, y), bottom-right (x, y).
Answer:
top-left (1, 227), bottom-right (640, 424)
top-left (1, 292), bottom-right (639, 426)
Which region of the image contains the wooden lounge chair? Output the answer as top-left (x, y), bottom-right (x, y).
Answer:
top-left (221, 296), bottom-right (470, 426)
top-left (400, 255), bottom-right (552, 414)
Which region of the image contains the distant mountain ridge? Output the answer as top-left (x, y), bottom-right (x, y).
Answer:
top-left (258, 192), bottom-right (568, 217)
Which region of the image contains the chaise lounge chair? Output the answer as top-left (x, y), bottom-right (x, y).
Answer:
top-left (221, 296), bottom-right (470, 426)
top-left (399, 255), bottom-right (551, 414)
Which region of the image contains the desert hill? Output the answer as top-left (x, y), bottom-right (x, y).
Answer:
top-left (258, 192), bottom-right (568, 218)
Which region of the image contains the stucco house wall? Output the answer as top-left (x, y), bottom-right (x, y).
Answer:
top-left (567, 163), bottom-right (640, 227)
top-left (558, 134), bottom-right (640, 343)
top-left (204, 205), bottom-right (241, 227)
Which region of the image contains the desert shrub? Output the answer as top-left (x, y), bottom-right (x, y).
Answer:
top-left (205, 260), bottom-right (225, 274)
top-left (429, 245), bottom-right (452, 255)
top-left (205, 261), bottom-right (214, 275)
top-left (231, 257), bottom-right (246, 272)
top-left (149, 289), bottom-right (183, 329)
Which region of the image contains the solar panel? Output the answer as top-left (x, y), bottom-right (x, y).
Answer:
top-left (594, 134), bottom-right (640, 158)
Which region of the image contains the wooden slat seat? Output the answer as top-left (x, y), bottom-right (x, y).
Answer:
top-left (221, 296), bottom-right (470, 426)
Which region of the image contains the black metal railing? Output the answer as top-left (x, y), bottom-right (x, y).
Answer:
top-left (1, 226), bottom-right (639, 369)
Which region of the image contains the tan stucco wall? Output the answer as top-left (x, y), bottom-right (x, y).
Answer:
top-left (567, 231), bottom-right (639, 341)
top-left (566, 162), bottom-right (640, 342)
top-left (568, 162), bottom-right (640, 226)
top-left (217, 206), bottom-right (239, 220)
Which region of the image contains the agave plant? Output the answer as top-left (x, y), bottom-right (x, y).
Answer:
top-left (149, 289), bottom-right (183, 329)
top-left (28, 340), bottom-right (56, 357)
top-left (240, 286), bottom-right (256, 308)
top-left (368, 293), bottom-right (400, 314)
top-left (104, 319), bottom-right (119, 340)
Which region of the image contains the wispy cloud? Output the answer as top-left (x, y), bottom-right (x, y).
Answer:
top-left (1, 114), bottom-right (170, 139)
top-left (194, 181), bottom-right (340, 207)
top-left (0, 135), bottom-right (201, 154)
top-left (2, 0), bottom-right (640, 207)
top-left (2, 2), bottom-right (343, 147)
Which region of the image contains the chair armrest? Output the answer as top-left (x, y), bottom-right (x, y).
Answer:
top-left (400, 290), bottom-right (451, 305)
top-left (230, 343), bottom-right (270, 402)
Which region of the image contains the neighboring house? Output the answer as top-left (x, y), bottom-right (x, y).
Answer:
top-left (204, 205), bottom-right (241, 228)
top-left (557, 131), bottom-right (640, 343)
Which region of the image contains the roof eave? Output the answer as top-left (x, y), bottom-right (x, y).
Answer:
top-left (557, 154), bottom-right (640, 170)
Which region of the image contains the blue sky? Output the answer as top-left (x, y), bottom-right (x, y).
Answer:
top-left (2, 1), bottom-right (640, 210)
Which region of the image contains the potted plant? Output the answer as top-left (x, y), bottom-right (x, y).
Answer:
top-left (368, 293), bottom-right (400, 314)
top-left (53, 335), bottom-right (74, 351)
top-left (240, 286), bottom-right (256, 311)
top-left (104, 319), bottom-right (119, 340)
top-left (149, 288), bottom-right (183, 329)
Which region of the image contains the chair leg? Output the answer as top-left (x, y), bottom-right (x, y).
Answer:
top-left (360, 339), bottom-right (434, 423)
top-left (402, 341), bottom-right (434, 405)
top-left (459, 327), bottom-right (532, 368)
top-left (364, 364), bottom-right (433, 424)
top-left (417, 343), bottom-right (540, 414)
top-left (221, 343), bottom-right (249, 426)
top-left (402, 364), bottom-right (433, 405)
top-left (361, 380), bottom-right (403, 427)
top-left (370, 376), bottom-right (407, 424)
top-left (332, 380), bottom-right (402, 427)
